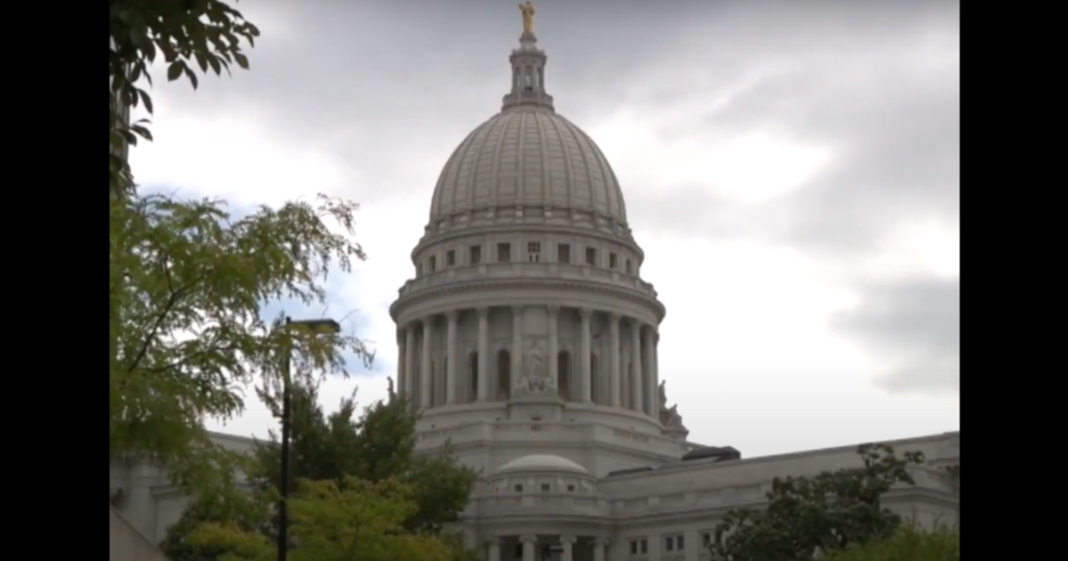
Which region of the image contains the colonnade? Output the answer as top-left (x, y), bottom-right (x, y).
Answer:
top-left (394, 305), bottom-right (660, 419)
top-left (485, 534), bottom-right (607, 561)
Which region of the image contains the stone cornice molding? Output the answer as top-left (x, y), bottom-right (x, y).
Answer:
top-left (391, 278), bottom-right (665, 322)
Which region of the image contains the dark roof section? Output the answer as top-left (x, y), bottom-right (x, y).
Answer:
top-left (681, 446), bottom-right (741, 462)
top-left (606, 466), bottom-right (654, 477)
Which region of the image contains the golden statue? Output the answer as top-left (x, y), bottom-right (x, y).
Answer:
top-left (519, 2), bottom-right (535, 34)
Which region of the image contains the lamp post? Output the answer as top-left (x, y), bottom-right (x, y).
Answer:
top-left (278, 316), bottom-right (341, 561)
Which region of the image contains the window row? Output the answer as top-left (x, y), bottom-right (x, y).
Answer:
top-left (509, 482), bottom-right (578, 493)
top-left (627, 532), bottom-right (714, 557)
top-left (418, 241), bottom-right (635, 275)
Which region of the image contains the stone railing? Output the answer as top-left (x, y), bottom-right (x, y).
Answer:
top-left (397, 261), bottom-right (658, 299)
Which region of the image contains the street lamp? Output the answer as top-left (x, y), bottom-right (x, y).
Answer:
top-left (278, 316), bottom-right (341, 561)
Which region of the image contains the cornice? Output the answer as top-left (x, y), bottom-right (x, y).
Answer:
top-left (391, 277), bottom-right (666, 322)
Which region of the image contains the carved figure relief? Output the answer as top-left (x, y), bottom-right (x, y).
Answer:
top-left (517, 340), bottom-right (556, 396)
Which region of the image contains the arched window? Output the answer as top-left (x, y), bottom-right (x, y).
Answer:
top-left (469, 352), bottom-right (479, 402)
top-left (496, 350), bottom-right (511, 400)
top-left (590, 354), bottom-right (599, 404)
top-left (557, 351), bottom-right (572, 401)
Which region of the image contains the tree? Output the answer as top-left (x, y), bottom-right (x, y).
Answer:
top-left (109, 192), bottom-right (370, 494)
top-left (186, 477), bottom-right (457, 561)
top-left (708, 444), bottom-right (926, 561)
top-left (110, 0), bottom-right (260, 198)
top-left (248, 381), bottom-right (479, 534)
top-left (821, 524), bottom-right (960, 561)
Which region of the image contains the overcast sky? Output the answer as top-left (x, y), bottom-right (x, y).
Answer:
top-left (130, 0), bottom-right (960, 459)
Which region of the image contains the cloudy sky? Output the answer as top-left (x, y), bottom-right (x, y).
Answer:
top-left (130, 0), bottom-right (959, 459)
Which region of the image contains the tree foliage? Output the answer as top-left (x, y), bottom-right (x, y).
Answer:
top-left (187, 477), bottom-right (457, 561)
top-left (708, 444), bottom-right (926, 561)
top-left (249, 381), bottom-right (478, 534)
top-left (109, 192), bottom-right (370, 493)
top-left (165, 382), bottom-right (480, 561)
top-left (822, 524), bottom-right (960, 561)
top-left (110, 0), bottom-right (260, 198)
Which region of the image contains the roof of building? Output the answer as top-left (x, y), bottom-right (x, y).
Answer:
top-left (495, 454), bottom-right (592, 476)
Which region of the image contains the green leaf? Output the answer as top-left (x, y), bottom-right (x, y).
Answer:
top-left (167, 61), bottom-right (184, 81)
top-left (234, 52), bottom-right (249, 70)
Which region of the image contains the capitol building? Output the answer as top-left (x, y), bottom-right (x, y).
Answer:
top-left (109, 10), bottom-right (959, 561)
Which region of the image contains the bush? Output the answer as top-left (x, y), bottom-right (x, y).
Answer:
top-left (822, 524), bottom-right (959, 561)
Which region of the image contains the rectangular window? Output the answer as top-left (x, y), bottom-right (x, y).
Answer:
top-left (513, 484), bottom-right (523, 493)
top-left (558, 243), bottom-right (571, 264)
top-left (609, 252), bottom-right (618, 269)
top-left (628, 538), bottom-right (648, 555)
top-left (470, 245), bottom-right (482, 265)
top-left (566, 484), bottom-right (575, 492)
top-left (540, 483), bottom-right (551, 492)
top-left (428, 255), bottom-right (437, 272)
top-left (702, 532), bottom-right (712, 548)
top-left (446, 249), bottom-right (456, 266)
top-left (585, 247), bottom-right (597, 266)
top-left (497, 243), bottom-right (511, 262)
top-left (528, 242), bottom-right (541, 262)
top-left (626, 259), bottom-right (632, 274)
top-left (664, 534), bottom-right (684, 551)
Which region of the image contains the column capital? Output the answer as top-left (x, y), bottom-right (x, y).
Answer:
top-left (519, 534), bottom-right (538, 544)
top-left (609, 312), bottom-right (620, 323)
top-left (421, 314), bottom-right (436, 327)
top-left (477, 306), bottom-right (490, 318)
top-left (406, 321), bottom-right (418, 334)
top-left (593, 537), bottom-right (611, 546)
top-left (547, 304), bottom-right (560, 315)
top-left (445, 310), bottom-right (459, 322)
top-left (630, 319), bottom-right (641, 334)
top-left (579, 307), bottom-right (593, 319)
top-left (511, 305), bottom-right (524, 315)
top-left (559, 534), bottom-right (577, 545)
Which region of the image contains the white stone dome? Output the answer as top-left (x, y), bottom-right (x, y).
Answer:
top-left (495, 454), bottom-right (591, 476)
top-left (428, 106), bottom-right (627, 224)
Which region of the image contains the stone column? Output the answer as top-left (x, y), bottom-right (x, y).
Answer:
top-left (579, 308), bottom-right (593, 403)
top-left (643, 326), bottom-right (656, 416)
top-left (420, 317), bottom-right (433, 409)
top-left (592, 538), bottom-right (608, 561)
top-left (609, 313), bottom-right (621, 407)
top-left (511, 306), bottom-right (524, 396)
top-left (477, 307), bottom-right (490, 402)
top-left (445, 311), bottom-right (459, 405)
top-left (548, 305), bottom-right (560, 391)
top-left (405, 324), bottom-right (417, 407)
top-left (630, 319), bottom-right (643, 412)
top-left (396, 329), bottom-right (406, 399)
top-left (653, 332), bottom-right (661, 420)
top-left (487, 538), bottom-right (501, 561)
top-left (560, 535), bottom-right (576, 561)
top-left (520, 534), bottom-right (537, 561)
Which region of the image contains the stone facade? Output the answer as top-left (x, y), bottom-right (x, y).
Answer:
top-left (108, 26), bottom-right (959, 561)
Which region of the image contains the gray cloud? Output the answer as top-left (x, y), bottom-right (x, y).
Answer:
top-left (150, 0), bottom-right (959, 395)
top-left (831, 279), bottom-right (959, 392)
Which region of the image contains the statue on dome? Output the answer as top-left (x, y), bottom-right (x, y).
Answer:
top-left (658, 381), bottom-right (686, 429)
top-left (517, 340), bottom-right (556, 396)
top-left (519, 2), bottom-right (536, 34)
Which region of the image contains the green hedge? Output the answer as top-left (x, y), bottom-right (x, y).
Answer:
top-left (823, 524), bottom-right (960, 561)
